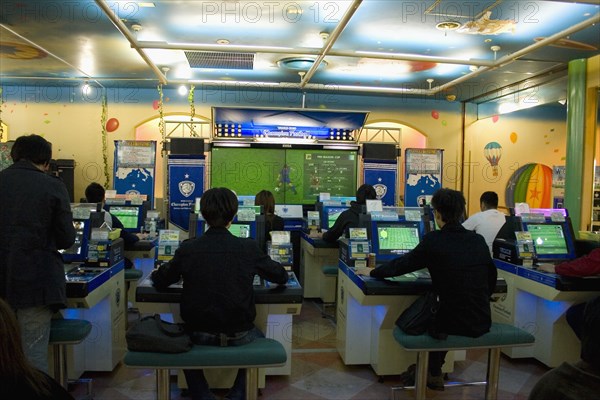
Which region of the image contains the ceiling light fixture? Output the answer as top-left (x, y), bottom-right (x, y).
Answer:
top-left (278, 57), bottom-right (327, 71)
top-left (491, 45), bottom-right (501, 60)
top-left (216, 39), bottom-right (230, 45)
top-left (178, 85), bottom-right (188, 96)
top-left (82, 81), bottom-right (91, 95)
top-left (426, 78), bottom-right (434, 89)
top-left (436, 21), bottom-right (461, 36)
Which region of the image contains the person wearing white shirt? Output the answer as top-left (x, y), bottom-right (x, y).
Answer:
top-left (462, 191), bottom-right (506, 255)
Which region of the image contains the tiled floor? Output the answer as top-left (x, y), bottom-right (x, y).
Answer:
top-left (72, 300), bottom-right (550, 400)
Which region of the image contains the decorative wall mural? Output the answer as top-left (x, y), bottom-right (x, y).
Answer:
top-left (505, 163), bottom-right (552, 208)
top-left (484, 141), bottom-right (502, 177)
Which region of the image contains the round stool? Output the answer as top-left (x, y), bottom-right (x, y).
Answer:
top-left (49, 319), bottom-right (93, 394)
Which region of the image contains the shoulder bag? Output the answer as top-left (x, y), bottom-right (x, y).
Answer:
top-left (395, 292), bottom-right (440, 336)
top-left (126, 314), bottom-right (192, 353)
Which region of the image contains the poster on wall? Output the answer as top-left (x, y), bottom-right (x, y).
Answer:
top-left (552, 166), bottom-right (566, 208)
top-left (113, 140), bottom-right (156, 207)
top-left (404, 148), bottom-right (443, 207)
top-left (363, 162), bottom-right (397, 206)
top-left (0, 141), bottom-right (14, 172)
top-left (168, 155), bottom-right (204, 231)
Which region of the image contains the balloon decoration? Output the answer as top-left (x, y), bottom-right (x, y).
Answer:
top-left (431, 110), bottom-right (439, 119)
top-left (152, 100), bottom-right (160, 110)
top-left (483, 142), bottom-right (502, 177)
top-left (106, 117), bottom-right (119, 132)
top-left (505, 163), bottom-right (552, 208)
top-left (510, 132), bottom-right (518, 144)
top-left (492, 115), bottom-right (499, 123)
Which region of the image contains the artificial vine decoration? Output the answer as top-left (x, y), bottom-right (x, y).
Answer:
top-left (0, 87), bottom-right (4, 142)
top-left (188, 85), bottom-right (196, 137)
top-left (100, 94), bottom-right (110, 188)
top-left (157, 84), bottom-right (166, 156)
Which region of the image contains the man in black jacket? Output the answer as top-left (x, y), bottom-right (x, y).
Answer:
top-left (321, 184), bottom-right (377, 243)
top-left (152, 187), bottom-right (288, 400)
top-left (0, 134), bottom-right (75, 373)
top-left (357, 188), bottom-right (497, 390)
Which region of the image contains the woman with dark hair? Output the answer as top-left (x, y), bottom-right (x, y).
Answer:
top-left (357, 188), bottom-right (497, 390)
top-left (0, 298), bottom-right (74, 399)
top-left (255, 190), bottom-right (285, 247)
top-left (152, 187), bottom-right (288, 400)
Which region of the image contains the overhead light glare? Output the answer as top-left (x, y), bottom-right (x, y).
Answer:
top-left (138, 2), bottom-right (155, 7)
top-left (82, 81), bottom-right (91, 95)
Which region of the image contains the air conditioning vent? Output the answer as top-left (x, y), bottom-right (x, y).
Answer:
top-left (184, 51), bottom-right (254, 70)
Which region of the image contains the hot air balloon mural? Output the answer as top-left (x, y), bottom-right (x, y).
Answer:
top-left (505, 163), bottom-right (553, 208)
top-left (484, 142), bottom-right (502, 177)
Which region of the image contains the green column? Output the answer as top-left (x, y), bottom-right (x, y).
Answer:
top-left (564, 59), bottom-right (587, 232)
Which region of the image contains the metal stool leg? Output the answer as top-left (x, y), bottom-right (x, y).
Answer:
top-left (486, 348), bottom-right (501, 400)
top-left (156, 368), bottom-right (171, 400)
top-left (53, 343), bottom-right (68, 389)
top-left (415, 351), bottom-right (429, 400)
top-left (246, 368), bottom-right (259, 400)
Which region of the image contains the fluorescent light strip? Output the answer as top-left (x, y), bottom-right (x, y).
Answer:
top-left (168, 42), bottom-right (293, 51)
top-left (212, 142), bottom-right (251, 148)
top-left (189, 80), bottom-right (280, 86)
top-left (255, 137), bottom-right (316, 144)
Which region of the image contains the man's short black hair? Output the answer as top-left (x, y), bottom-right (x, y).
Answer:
top-left (480, 191), bottom-right (499, 209)
top-left (10, 134), bottom-right (52, 165)
top-left (356, 184), bottom-right (377, 204)
top-left (581, 296), bottom-right (600, 368)
top-left (431, 188), bottom-right (466, 225)
top-left (85, 182), bottom-right (106, 203)
top-left (201, 187), bottom-right (238, 228)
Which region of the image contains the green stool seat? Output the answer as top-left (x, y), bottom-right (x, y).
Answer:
top-left (392, 323), bottom-right (534, 400)
top-left (50, 319), bottom-right (92, 344)
top-left (49, 319), bottom-right (93, 394)
top-left (124, 338), bottom-right (287, 400)
top-left (125, 268), bottom-right (143, 281)
top-left (321, 265), bottom-right (338, 276)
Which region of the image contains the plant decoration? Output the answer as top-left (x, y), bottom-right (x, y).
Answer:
top-left (157, 84), bottom-right (166, 156)
top-left (188, 84), bottom-right (196, 137)
top-left (100, 94), bottom-right (110, 188)
top-left (0, 87), bottom-right (4, 142)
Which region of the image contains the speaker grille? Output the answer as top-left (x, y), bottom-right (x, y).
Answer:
top-left (184, 51), bottom-right (254, 70)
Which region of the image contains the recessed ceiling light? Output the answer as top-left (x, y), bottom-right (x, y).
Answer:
top-left (435, 21), bottom-right (461, 31)
top-left (216, 39), bottom-right (230, 45)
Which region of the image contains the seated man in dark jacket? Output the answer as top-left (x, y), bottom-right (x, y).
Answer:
top-left (321, 184), bottom-right (377, 243)
top-left (84, 182), bottom-right (141, 248)
top-left (151, 187), bottom-right (288, 400)
top-left (356, 188), bottom-right (497, 391)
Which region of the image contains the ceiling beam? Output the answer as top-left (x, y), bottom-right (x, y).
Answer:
top-left (300, 0), bottom-right (363, 88)
top-left (94, 0), bottom-right (167, 85)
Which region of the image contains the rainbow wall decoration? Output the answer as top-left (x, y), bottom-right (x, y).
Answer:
top-left (505, 163), bottom-right (553, 208)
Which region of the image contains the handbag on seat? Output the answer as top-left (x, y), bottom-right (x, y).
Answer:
top-left (126, 314), bottom-right (192, 353)
top-left (395, 292), bottom-right (442, 337)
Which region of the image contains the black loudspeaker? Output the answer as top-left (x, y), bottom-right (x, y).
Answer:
top-left (49, 159), bottom-right (75, 202)
top-left (169, 138), bottom-right (205, 155)
top-left (361, 143), bottom-right (398, 161)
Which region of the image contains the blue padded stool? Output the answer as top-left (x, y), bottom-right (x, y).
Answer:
top-left (49, 319), bottom-right (93, 394)
top-left (320, 265), bottom-right (338, 319)
top-left (124, 268), bottom-right (143, 319)
top-left (124, 337), bottom-right (287, 400)
top-left (392, 323), bottom-right (535, 400)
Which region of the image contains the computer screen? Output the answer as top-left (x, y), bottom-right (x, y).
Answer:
top-left (228, 223), bottom-right (251, 238)
top-left (110, 206), bottom-right (140, 230)
top-left (322, 206), bottom-right (349, 229)
top-left (371, 221), bottom-right (421, 261)
top-left (525, 223), bottom-right (568, 255)
top-left (60, 219), bottom-right (88, 262)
